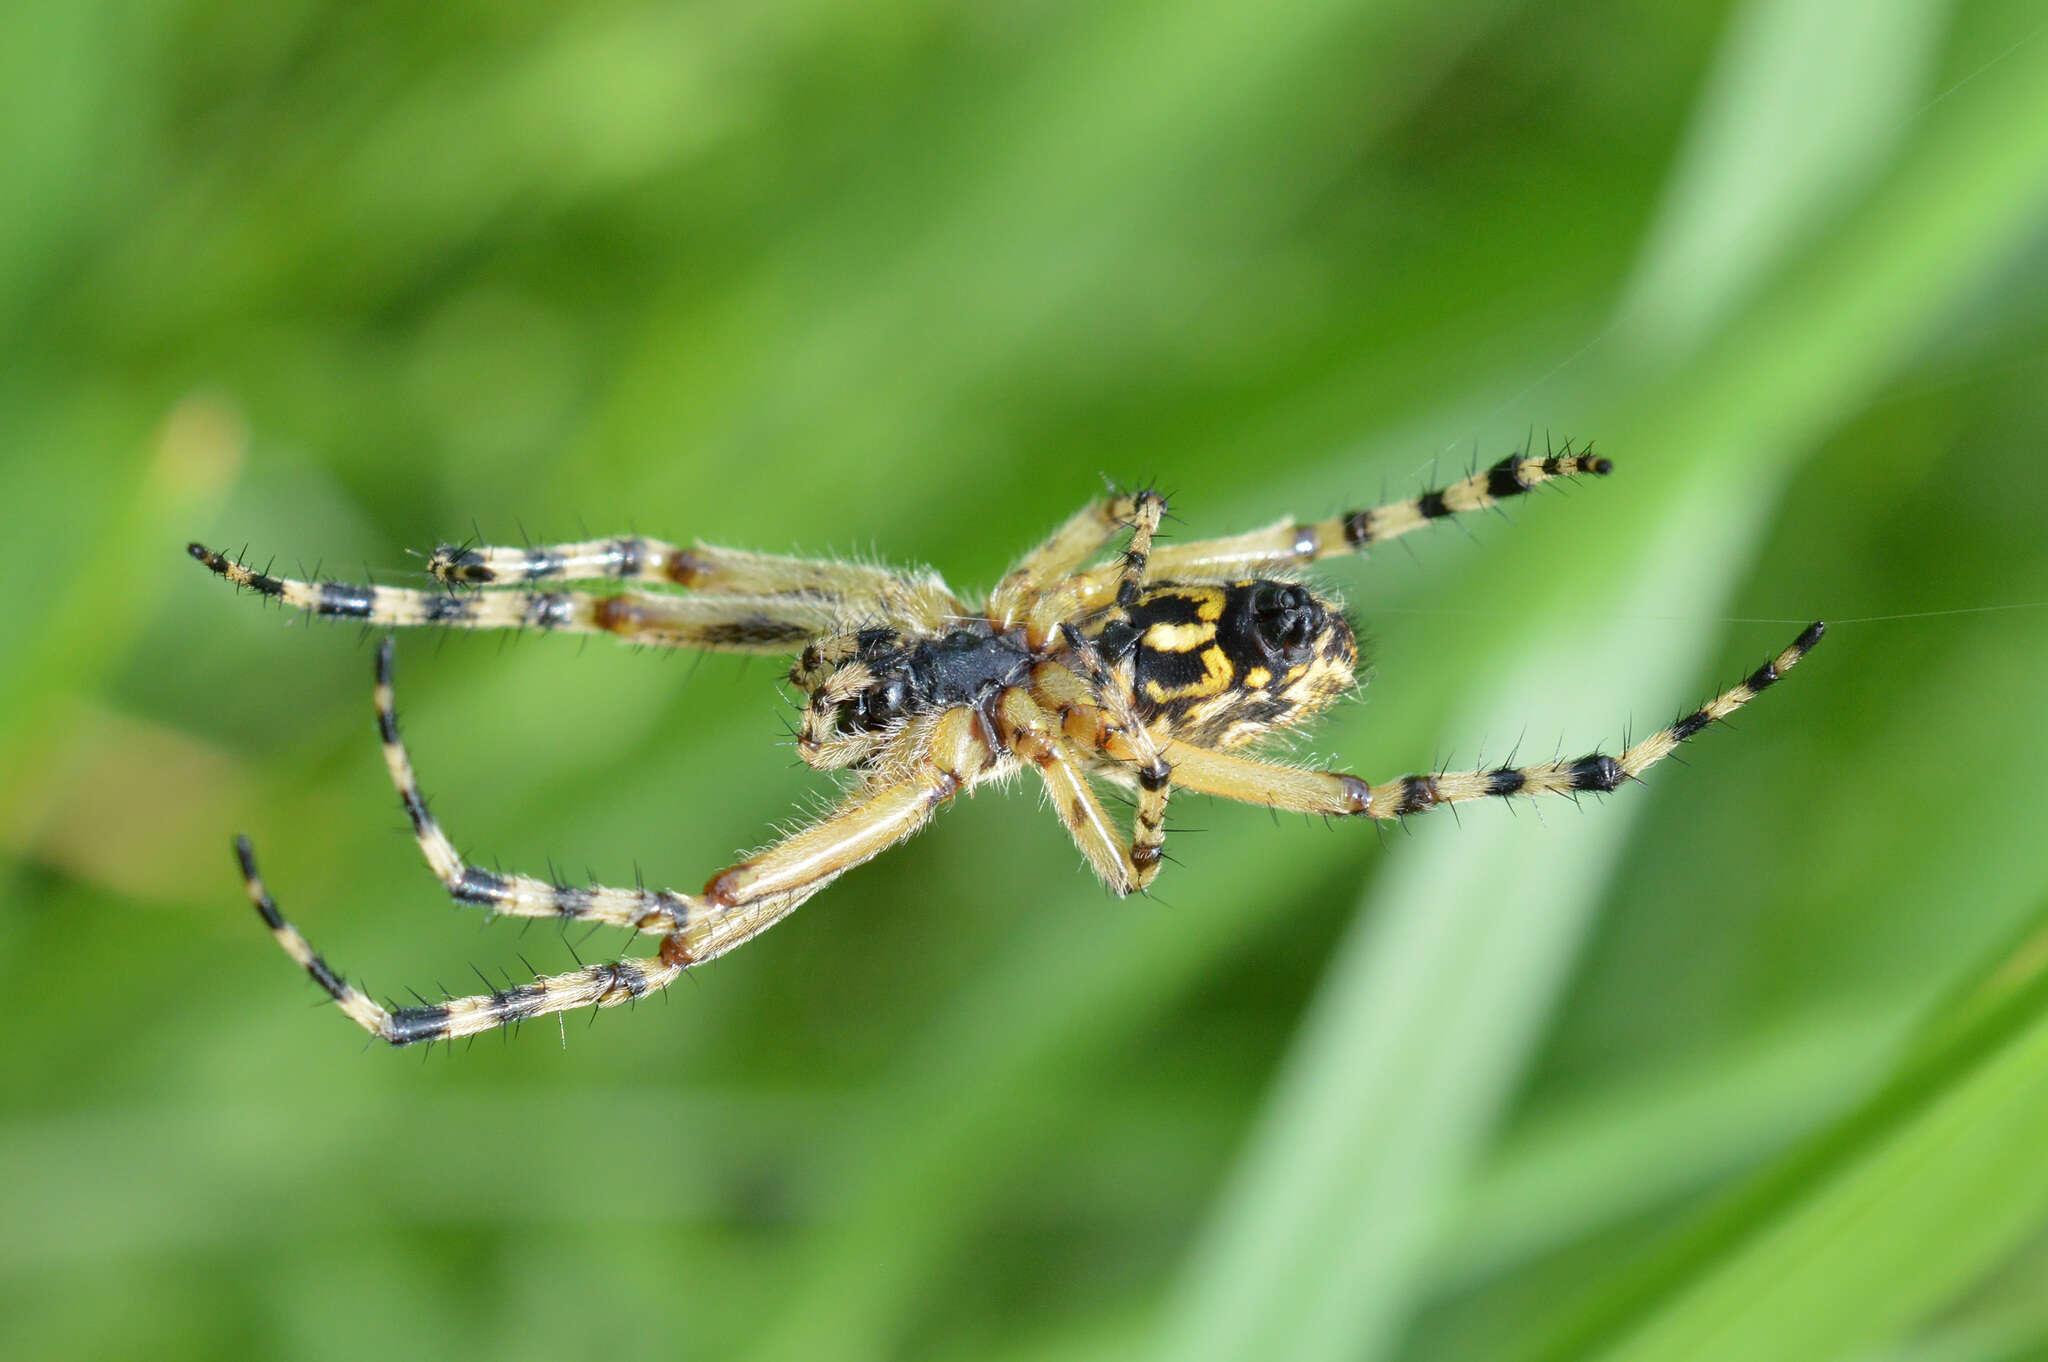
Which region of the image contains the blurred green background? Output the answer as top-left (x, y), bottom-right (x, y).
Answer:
top-left (6, 1), bottom-right (2048, 1359)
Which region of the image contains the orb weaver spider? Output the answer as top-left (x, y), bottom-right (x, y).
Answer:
top-left (190, 444), bottom-right (1822, 1046)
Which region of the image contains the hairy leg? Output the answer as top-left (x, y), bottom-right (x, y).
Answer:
top-left (233, 750), bottom-right (979, 1047)
top-left (369, 638), bottom-right (685, 933)
top-left (1071, 444), bottom-right (1609, 592)
top-left (988, 489), bottom-right (1165, 629)
top-left (233, 680), bottom-right (1012, 1045)
top-left (238, 836), bottom-right (690, 1047)
top-left (428, 538), bottom-right (962, 626)
top-left (190, 544), bottom-right (839, 651)
top-left (1163, 622), bottom-right (1823, 820)
top-left (700, 707), bottom-right (992, 910)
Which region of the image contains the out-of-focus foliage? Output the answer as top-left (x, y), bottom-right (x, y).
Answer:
top-left (4, 2), bottom-right (2048, 1359)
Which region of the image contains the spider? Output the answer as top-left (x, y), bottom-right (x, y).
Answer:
top-left (190, 444), bottom-right (1823, 1047)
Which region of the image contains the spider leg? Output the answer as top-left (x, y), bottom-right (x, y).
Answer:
top-left (1074, 444), bottom-right (1611, 586)
top-left (701, 707), bottom-right (991, 914)
top-left (995, 690), bottom-right (1157, 894)
top-left (1019, 492), bottom-right (1170, 643)
top-left (378, 637), bottom-right (996, 956)
top-left (990, 489), bottom-right (1166, 628)
top-left (189, 545), bottom-right (839, 652)
top-left (369, 638), bottom-right (687, 933)
top-left (427, 539), bottom-right (961, 626)
top-left (237, 835), bottom-right (688, 1046)
top-left (1162, 622), bottom-right (1823, 820)
top-left (235, 708), bottom-right (997, 1045)
top-left (1109, 492), bottom-right (1166, 609)
top-left (424, 535), bottom-right (707, 586)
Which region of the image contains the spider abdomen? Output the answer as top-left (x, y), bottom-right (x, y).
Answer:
top-left (1111, 580), bottom-right (1360, 748)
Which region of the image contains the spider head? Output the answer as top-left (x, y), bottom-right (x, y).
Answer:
top-left (800, 624), bottom-right (1037, 768)
top-left (1120, 580), bottom-right (1358, 749)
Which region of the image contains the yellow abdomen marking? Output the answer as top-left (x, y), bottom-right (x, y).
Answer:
top-left (1144, 620), bottom-right (1218, 653)
top-left (1143, 645), bottom-right (1235, 703)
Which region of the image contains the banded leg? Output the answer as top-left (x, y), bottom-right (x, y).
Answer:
top-left (189, 544), bottom-right (838, 652)
top-left (1109, 491), bottom-right (1166, 610)
top-left (235, 755), bottom-right (924, 1045)
top-left (238, 836), bottom-right (687, 1046)
top-left (1020, 491), bottom-right (1171, 647)
top-left (429, 534), bottom-right (694, 586)
top-left (378, 626), bottom-right (931, 961)
top-left (428, 538), bottom-right (963, 627)
top-left (995, 690), bottom-right (1157, 895)
top-left (238, 745), bottom-right (957, 1045)
top-left (1163, 622), bottom-right (1824, 821)
top-left (1075, 443), bottom-right (1611, 589)
top-left (990, 489), bottom-right (1166, 628)
top-left (371, 639), bottom-right (690, 933)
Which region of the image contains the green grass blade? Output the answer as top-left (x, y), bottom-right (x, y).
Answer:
top-left (1622, 0), bottom-right (1948, 351)
top-left (1432, 1002), bottom-right (1909, 1292)
top-left (1527, 896), bottom-right (2048, 1362)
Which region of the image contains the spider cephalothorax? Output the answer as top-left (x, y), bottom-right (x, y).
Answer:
top-left (190, 444), bottom-right (1823, 1047)
top-left (790, 621), bottom-right (1040, 769)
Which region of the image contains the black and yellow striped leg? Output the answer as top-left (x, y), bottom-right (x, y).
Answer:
top-left (371, 638), bottom-right (693, 934)
top-left (1298, 443), bottom-right (1611, 564)
top-left (424, 537), bottom-right (961, 626)
top-left (1162, 622), bottom-right (1824, 821)
top-left (234, 661), bottom-right (985, 1045)
top-left (1109, 490), bottom-right (1166, 610)
top-left (188, 544), bottom-right (839, 652)
top-left (238, 818), bottom-right (882, 1044)
top-left (428, 534), bottom-right (695, 586)
top-left (1082, 443), bottom-right (1612, 584)
top-left (991, 489), bottom-right (1167, 629)
top-left (236, 837), bottom-right (687, 1047)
